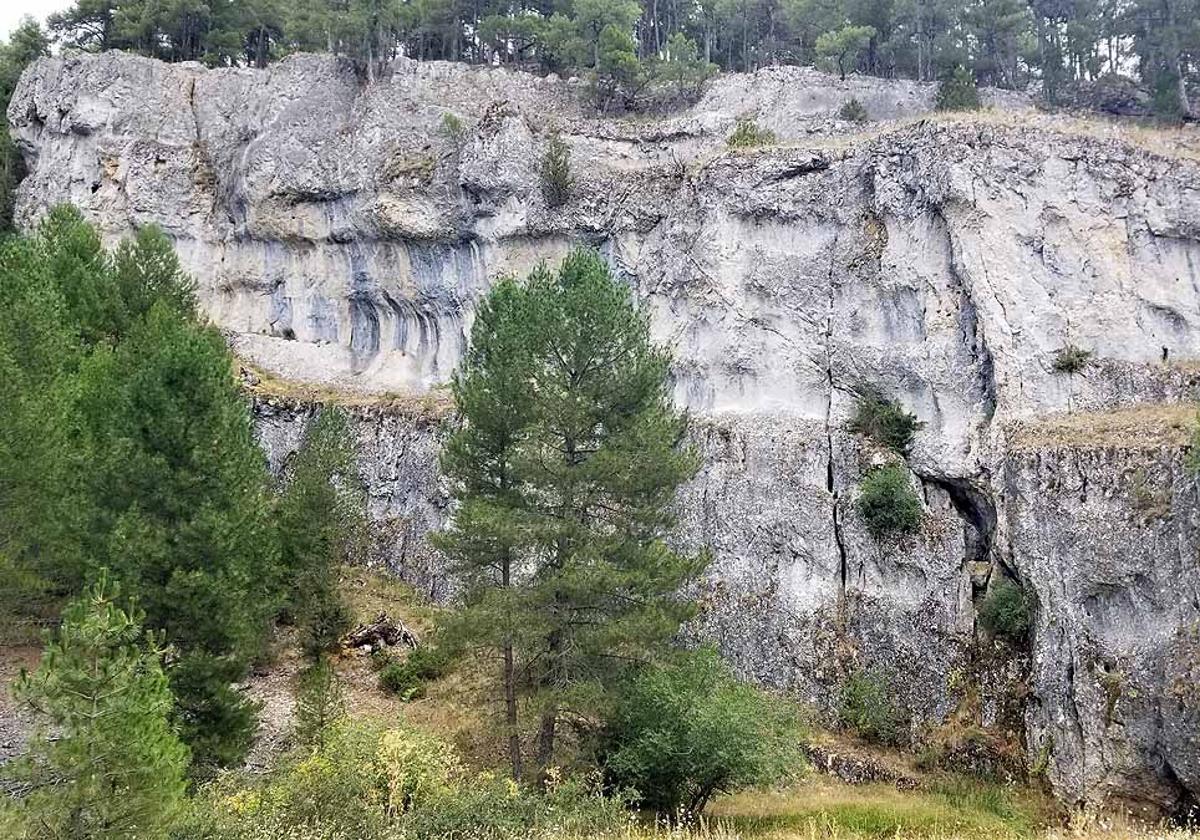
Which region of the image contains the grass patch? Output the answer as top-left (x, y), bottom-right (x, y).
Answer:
top-left (1006, 404), bottom-right (1197, 451)
top-left (727, 117), bottom-right (777, 149)
top-left (239, 361), bottom-right (454, 419)
top-left (339, 566), bottom-right (438, 633)
top-left (708, 776), bottom-right (1042, 838)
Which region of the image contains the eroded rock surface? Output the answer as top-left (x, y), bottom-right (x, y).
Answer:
top-left (10, 50), bottom-right (1200, 812)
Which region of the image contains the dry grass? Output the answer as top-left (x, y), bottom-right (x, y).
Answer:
top-left (709, 104), bottom-right (1200, 170)
top-left (920, 108), bottom-right (1200, 162)
top-left (1006, 403), bottom-right (1197, 451)
top-left (239, 361), bottom-right (454, 420)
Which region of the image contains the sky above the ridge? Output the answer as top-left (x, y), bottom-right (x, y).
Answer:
top-left (3, 0), bottom-right (70, 40)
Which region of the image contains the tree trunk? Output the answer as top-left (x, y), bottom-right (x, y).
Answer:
top-left (535, 702), bottom-right (557, 772)
top-left (504, 642), bottom-right (522, 780)
top-left (1163, 0), bottom-right (1193, 118)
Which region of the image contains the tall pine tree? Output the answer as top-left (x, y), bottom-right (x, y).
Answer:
top-left (437, 249), bottom-right (706, 779)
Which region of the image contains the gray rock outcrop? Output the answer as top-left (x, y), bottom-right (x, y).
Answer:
top-left (9, 50), bottom-right (1200, 814)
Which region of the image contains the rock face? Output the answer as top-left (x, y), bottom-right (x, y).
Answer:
top-left (10, 50), bottom-right (1200, 813)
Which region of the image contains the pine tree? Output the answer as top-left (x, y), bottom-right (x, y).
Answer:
top-left (0, 233), bottom-right (84, 632)
top-left (436, 275), bottom-right (537, 780)
top-left (3, 577), bottom-right (189, 840)
top-left (72, 300), bottom-right (280, 772)
top-left (276, 406), bottom-right (365, 660)
top-left (437, 249), bottom-right (706, 779)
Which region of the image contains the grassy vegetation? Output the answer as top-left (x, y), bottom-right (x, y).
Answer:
top-left (727, 117), bottom-right (777, 148)
top-left (848, 388), bottom-right (922, 454)
top-left (708, 777), bottom-right (1042, 839)
top-left (1006, 404), bottom-right (1198, 452)
top-left (240, 361), bottom-right (455, 419)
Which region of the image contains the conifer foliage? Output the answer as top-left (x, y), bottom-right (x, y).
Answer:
top-left (3, 578), bottom-right (190, 840)
top-left (276, 406), bottom-right (365, 660)
top-left (437, 249), bottom-right (707, 780)
top-left (0, 206), bottom-right (283, 775)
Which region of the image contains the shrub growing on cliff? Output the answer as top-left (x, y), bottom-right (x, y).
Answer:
top-left (1051, 343), bottom-right (1092, 374)
top-left (849, 387), bottom-right (922, 453)
top-left (600, 647), bottom-right (806, 819)
top-left (977, 577), bottom-right (1032, 644)
top-left (539, 132), bottom-right (573, 207)
top-left (838, 669), bottom-right (907, 746)
top-left (857, 464), bottom-right (923, 538)
top-left (838, 97), bottom-right (870, 122)
top-left (3, 578), bottom-right (190, 840)
top-left (936, 66), bottom-right (982, 111)
top-left (726, 116), bottom-right (776, 148)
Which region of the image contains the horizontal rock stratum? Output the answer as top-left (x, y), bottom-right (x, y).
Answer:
top-left (10, 50), bottom-right (1200, 813)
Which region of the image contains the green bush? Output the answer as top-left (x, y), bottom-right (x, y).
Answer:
top-left (1051, 344), bottom-right (1092, 374)
top-left (403, 773), bottom-right (626, 840)
top-left (175, 722), bottom-right (626, 840)
top-left (838, 97), bottom-right (870, 122)
top-left (856, 464), bottom-right (922, 538)
top-left (176, 722), bottom-right (461, 840)
top-left (977, 577), bottom-right (1032, 644)
top-left (301, 597), bottom-right (354, 660)
top-left (838, 670), bottom-right (907, 746)
top-left (849, 387), bottom-right (922, 453)
top-left (440, 112), bottom-right (466, 143)
top-left (601, 647), bottom-right (806, 818)
top-left (936, 66), bottom-right (982, 111)
top-left (539, 132), bottom-right (572, 207)
top-left (726, 116), bottom-right (776, 148)
top-left (378, 644), bottom-right (453, 699)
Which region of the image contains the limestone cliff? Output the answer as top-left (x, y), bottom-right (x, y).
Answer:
top-left (10, 50), bottom-right (1200, 813)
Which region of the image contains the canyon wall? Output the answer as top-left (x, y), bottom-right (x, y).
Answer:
top-left (10, 50), bottom-right (1200, 813)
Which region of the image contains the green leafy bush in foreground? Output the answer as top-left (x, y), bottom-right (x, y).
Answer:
top-left (856, 464), bottom-right (923, 538)
top-left (174, 722), bottom-right (626, 840)
top-left (601, 647), bottom-right (806, 819)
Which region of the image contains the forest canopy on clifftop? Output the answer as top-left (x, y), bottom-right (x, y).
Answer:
top-left (17, 0), bottom-right (1200, 120)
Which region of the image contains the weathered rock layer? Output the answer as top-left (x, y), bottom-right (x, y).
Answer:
top-left (11, 50), bottom-right (1200, 813)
